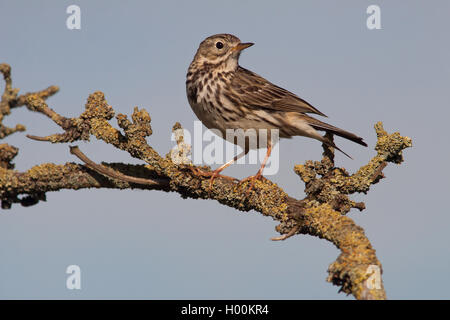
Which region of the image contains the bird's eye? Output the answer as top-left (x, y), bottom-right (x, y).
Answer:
top-left (215, 41), bottom-right (224, 49)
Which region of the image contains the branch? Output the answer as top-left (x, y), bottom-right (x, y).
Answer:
top-left (0, 63), bottom-right (412, 299)
top-left (0, 63), bottom-right (59, 139)
top-left (69, 145), bottom-right (169, 187)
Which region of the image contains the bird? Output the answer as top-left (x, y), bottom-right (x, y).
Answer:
top-left (186, 33), bottom-right (367, 189)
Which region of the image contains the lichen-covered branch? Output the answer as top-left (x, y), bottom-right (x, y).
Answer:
top-left (0, 63), bottom-right (59, 139)
top-left (69, 145), bottom-right (169, 187)
top-left (0, 63), bottom-right (412, 299)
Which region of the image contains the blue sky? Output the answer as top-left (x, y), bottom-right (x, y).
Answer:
top-left (1, 0), bottom-right (449, 299)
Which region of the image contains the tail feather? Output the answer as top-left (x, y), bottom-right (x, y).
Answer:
top-left (307, 118), bottom-right (368, 147)
top-left (300, 116), bottom-right (367, 159)
top-left (321, 138), bottom-right (353, 159)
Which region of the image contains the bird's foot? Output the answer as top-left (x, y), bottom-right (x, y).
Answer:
top-left (238, 171), bottom-right (266, 195)
top-left (188, 167), bottom-right (237, 190)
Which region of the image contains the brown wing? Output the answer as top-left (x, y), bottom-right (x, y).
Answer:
top-left (230, 67), bottom-right (327, 117)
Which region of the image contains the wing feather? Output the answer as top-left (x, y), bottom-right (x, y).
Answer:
top-left (231, 67), bottom-right (327, 117)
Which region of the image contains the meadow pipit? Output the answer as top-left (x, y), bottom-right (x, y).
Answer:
top-left (186, 34), bottom-right (367, 189)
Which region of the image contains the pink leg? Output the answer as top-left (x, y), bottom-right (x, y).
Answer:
top-left (208, 150), bottom-right (247, 189)
top-left (240, 143), bottom-right (272, 193)
top-left (191, 149), bottom-right (249, 190)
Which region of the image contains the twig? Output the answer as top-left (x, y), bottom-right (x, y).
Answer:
top-left (370, 161), bottom-right (387, 181)
top-left (26, 134), bottom-right (53, 141)
top-left (69, 145), bottom-right (169, 187)
top-left (271, 224), bottom-right (301, 241)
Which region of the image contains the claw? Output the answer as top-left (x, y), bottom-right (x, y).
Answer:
top-left (238, 171), bottom-right (265, 195)
top-left (237, 143), bottom-right (273, 196)
top-left (188, 167), bottom-right (237, 191)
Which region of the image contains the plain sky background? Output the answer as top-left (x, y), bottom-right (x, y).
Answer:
top-left (1, 0), bottom-right (449, 299)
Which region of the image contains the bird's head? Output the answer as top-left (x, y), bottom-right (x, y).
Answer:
top-left (192, 34), bottom-right (254, 71)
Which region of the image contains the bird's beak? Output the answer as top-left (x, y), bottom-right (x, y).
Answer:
top-left (232, 42), bottom-right (254, 52)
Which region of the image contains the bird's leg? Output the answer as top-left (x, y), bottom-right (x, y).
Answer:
top-left (188, 166), bottom-right (235, 181)
top-left (239, 143), bottom-right (272, 194)
top-left (189, 149), bottom-right (248, 189)
top-left (207, 150), bottom-right (248, 190)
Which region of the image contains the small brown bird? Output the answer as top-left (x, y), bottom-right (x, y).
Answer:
top-left (186, 34), bottom-right (367, 188)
